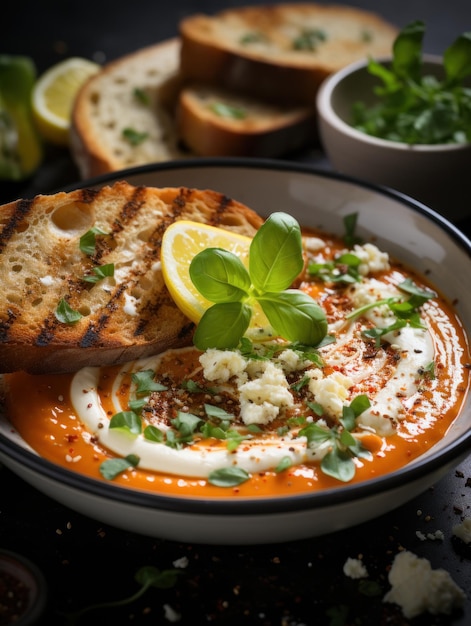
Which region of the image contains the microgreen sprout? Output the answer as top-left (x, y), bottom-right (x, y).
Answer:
top-left (60, 565), bottom-right (181, 625)
top-left (190, 212), bottom-right (328, 350)
top-left (352, 21), bottom-right (471, 144)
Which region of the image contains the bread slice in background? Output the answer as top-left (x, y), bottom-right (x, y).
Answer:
top-left (0, 181), bottom-right (263, 374)
top-left (176, 83), bottom-right (317, 157)
top-left (179, 3), bottom-right (398, 104)
top-left (70, 39), bottom-right (189, 179)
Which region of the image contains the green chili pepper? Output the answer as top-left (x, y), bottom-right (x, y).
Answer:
top-left (0, 55), bottom-right (43, 180)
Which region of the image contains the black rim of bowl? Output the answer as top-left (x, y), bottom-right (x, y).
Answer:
top-left (1, 157), bottom-right (470, 517)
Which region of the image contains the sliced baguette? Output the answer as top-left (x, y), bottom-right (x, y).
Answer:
top-left (179, 4), bottom-right (398, 104)
top-left (0, 181), bottom-right (263, 374)
top-left (176, 83), bottom-right (317, 157)
top-left (70, 39), bottom-right (189, 179)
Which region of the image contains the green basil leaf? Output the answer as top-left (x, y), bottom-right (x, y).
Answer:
top-left (258, 290), bottom-right (327, 345)
top-left (204, 404), bottom-right (235, 420)
top-left (132, 369), bottom-right (167, 395)
top-left (275, 456), bottom-right (293, 473)
top-left (298, 422), bottom-right (333, 444)
top-left (444, 32), bottom-right (471, 83)
top-left (348, 394), bottom-right (371, 419)
top-left (193, 301), bottom-right (251, 350)
top-left (208, 466), bottom-right (250, 487)
top-left (99, 454), bottom-right (140, 480)
top-left (172, 411), bottom-right (203, 436)
top-left (249, 212), bottom-right (304, 293)
top-left (190, 248), bottom-right (251, 302)
top-left (109, 411), bottom-right (142, 435)
top-left (55, 298), bottom-right (82, 324)
top-left (143, 425), bottom-right (164, 442)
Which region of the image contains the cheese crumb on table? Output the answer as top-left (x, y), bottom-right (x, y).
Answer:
top-left (383, 550), bottom-right (466, 618)
top-left (343, 557), bottom-right (368, 579)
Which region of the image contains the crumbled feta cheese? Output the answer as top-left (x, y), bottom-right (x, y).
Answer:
top-left (39, 275), bottom-right (54, 286)
top-left (383, 550), bottom-right (466, 618)
top-left (276, 348), bottom-right (308, 372)
top-left (200, 349), bottom-right (247, 382)
top-left (343, 557), bottom-right (368, 579)
top-left (163, 603), bottom-right (181, 622)
top-left (123, 292), bottom-right (138, 316)
top-left (416, 529), bottom-right (444, 542)
top-left (353, 243), bottom-right (390, 275)
top-left (172, 556), bottom-right (189, 569)
top-left (303, 236), bottom-right (325, 252)
top-left (452, 517), bottom-right (471, 544)
top-left (239, 361), bottom-right (293, 425)
top-left (307, 368), bottom-right (352, 420)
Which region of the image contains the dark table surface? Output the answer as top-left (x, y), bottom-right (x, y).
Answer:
top-left (1, 2), bottom-right (471, 625)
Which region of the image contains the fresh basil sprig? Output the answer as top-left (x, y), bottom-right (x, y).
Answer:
top-left (190, 212), bottom-right (328, 350)
top-left (352, 21), bottom-right (471, 144)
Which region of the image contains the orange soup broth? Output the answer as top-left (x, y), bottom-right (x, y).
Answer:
top-left (4, 228), bottom-right (471, 499)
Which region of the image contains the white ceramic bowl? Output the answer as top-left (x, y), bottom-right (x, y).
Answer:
top-left (316, 56), bottom-right (471, 222)
top-left (0, 159), bottom-right (470, 545)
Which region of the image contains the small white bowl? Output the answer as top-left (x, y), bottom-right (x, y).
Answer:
top-left (316, 56), bottom-right (471, 222)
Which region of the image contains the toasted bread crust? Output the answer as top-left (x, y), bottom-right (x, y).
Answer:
top-left (176, 83), bottom-right (317, 157)
top-left (0, 182), bottom-right (263, 373)
top-left (179, 4), bottom-right (398, 104)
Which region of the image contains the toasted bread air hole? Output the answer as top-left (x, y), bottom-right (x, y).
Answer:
top-left (50, 202), bottom-right (95, 237)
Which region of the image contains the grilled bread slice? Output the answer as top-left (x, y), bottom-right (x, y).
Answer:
top-left (0, 181), bottom-right (263, 374)
top-left (176, 82), bottom-right (317, 157)
top-left (70, 39), bottom-right (188, 179)
top-left (179, 4), bottom-right (398, 104)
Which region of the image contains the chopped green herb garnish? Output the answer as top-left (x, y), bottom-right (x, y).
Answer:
top-left (82, 263), bottom-right (115, 283)
top-left (239, 31), bottom-right (266, 45)
top-left (298, 395), bottom-right (372, 482)
top-left (275, 456), bottom-right (293, 473)
top-left (122, 127), bottom-right (149, 146)
top-left (133, 87), bottom-right (151, 106)
top-left (293, 28), bottom-right (327, 51)
top-left (55, 298), bottom-right (82, 324)
top-left (99, 453), bottom-right (140, 480)
top-left (209, 102), bottom-right (247, 119)
top-left (208, 466), bottom-right (250, 487)
top-left (132, 369), bottom-right (167, 395)
top-left (143, 424), bottom-right (165, 442)
top-left (79, 226), bottom-right (108, 256)
top-left (109, 411), bottom-right (142, 436)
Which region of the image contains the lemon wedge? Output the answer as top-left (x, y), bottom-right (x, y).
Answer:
top-left (161, 220), bottom-right (272, 338)
top-left (32, 57), bottom-right (100, 145)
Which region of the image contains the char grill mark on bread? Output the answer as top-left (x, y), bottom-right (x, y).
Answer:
top-left (0, 181), bottom-right (263, 374)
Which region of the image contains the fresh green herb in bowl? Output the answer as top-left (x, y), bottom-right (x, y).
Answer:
top-left (352, 21), bottom-right (471, 145)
